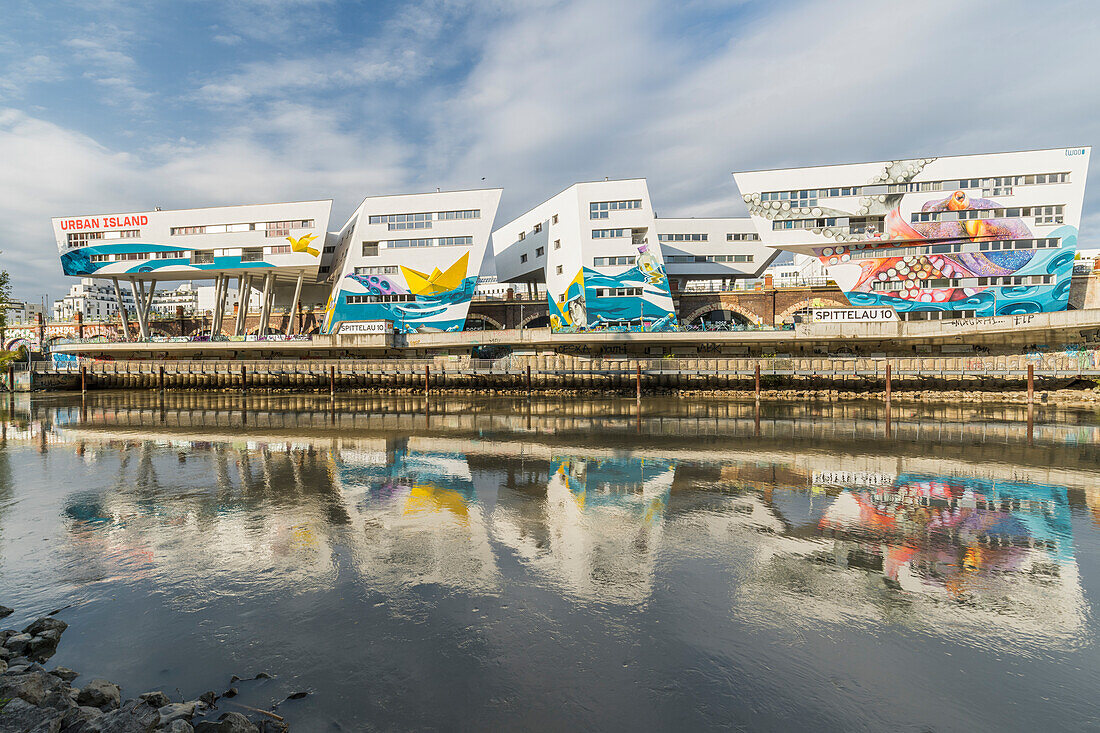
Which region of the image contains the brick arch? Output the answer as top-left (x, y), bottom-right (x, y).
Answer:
top-left (465, 313), bottom-right (504, 330)
top-left (683, 302), bottom-right (763, 326)
top-left (519, 312), bottom-right (551, 329)
top-left (776, 296), bottom-right (851, 323)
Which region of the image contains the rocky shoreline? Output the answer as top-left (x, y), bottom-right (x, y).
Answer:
top-left (0, 605), bottom-right (290, 732)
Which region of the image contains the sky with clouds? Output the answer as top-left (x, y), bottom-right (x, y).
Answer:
top-left (2, 0), bottom-right (1098, 302)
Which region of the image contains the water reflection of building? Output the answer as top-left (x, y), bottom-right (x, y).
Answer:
top-left (733, 473), bottom-right (1085, 644)
top-left (492, 456), bottom-right (673, 603)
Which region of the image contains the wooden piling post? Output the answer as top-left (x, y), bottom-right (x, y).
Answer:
top-left (1027, 363), bottom-right (1034, 404)
top-left (7, 365), bottom-right (12, 393)
top-left (80, 366), bottom-right (87, 394)
top-left (526, 365), bottom-right (532, 392)
top-left (754, 363), bottom-right (761, 399)
top-left (158, 365), bottom-right (165, 392)
top-left (329, 365), bottom-right (335, 397)
top-left (636, 364), bottom-right (642, 400)
top-left (425, 365), bottom-right (430, 395)
top-left (885, 363), bottom-right (892, 404)
top-left (241, 364), bottom-right (247, 392)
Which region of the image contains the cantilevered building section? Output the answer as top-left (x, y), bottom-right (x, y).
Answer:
top-left (734, 147), bottom-right (1091, 320)
top-left (493, 179), bottom-right (770, 333)
top-left (51, 200), bottom-right (333, 337)
top-left (321, 189), bottom-right (502, 333)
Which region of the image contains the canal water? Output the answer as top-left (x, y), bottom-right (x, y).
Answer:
top-left (1, 393), bottom-right (1099, 731)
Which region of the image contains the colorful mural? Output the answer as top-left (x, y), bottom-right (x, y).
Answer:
top-left (324, 252), bottom-right (476, 333)
top-left (548, 245), bottom-right (678, 333)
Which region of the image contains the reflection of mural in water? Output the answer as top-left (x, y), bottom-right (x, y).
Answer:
top-left (738, 472), bottom-right (1083, 644)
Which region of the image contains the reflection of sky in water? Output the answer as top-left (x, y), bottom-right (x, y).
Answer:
top-left (2, 396), bottom-right (1100, 731)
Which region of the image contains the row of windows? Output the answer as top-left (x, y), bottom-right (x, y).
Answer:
top-left (912, 205), bottom-right (1065, 224)
top-left (773, 216), bottom-right (884, 233)
top-left (727, 233), bottom-right (760, 241)
top-left (665, 254), bottom-right (754, 263)
top-left (346, 294), bottom-right (416, 304)
top-left (86, 244), bottom-right (299, 263)
top-left (66, 230), bottom-right (141, 245)
top-left (593, 256), bottom-right (637, 266)
top-left (759, 172), bottom-right (1071, 203)
top-left (169, 220), bottom-right (314, 237)
top-left (590, 200), bottom-right (641, 218)
top-left (844, 237), bottom-right (1061, 260)
top-left (368, 210), bottom-right (480, 230)
top-left (593, 287), bottom-right (642, 297)
top-left (872, 274), bottom-right (1053, 291)
top-left (355, 265), bottom-right (399, 275)
top-left (592, 229), bottom-right (627, 238)
top-left (658, 233), bottom-right (708, 242)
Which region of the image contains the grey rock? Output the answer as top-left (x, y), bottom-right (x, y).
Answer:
top-left (50, 666), bottom-right (79, 682)
top-left (28, 632), bottom-right (62, 661)
top-left (197, 692), bottom-right (216, 707)
top-left (75, 678), bottom-right (121, 711)
top-left (156, 702), bottom-right (197, 725)
top-left (0, 645), bottom-right (14, 662)
top-left (192, 712), bottom-right (258, 733)
top-left (60, 705), bottom-right (106, 732)
top-left (0, 697), bottom-right (64, 733)
top-left (93, 700), bottom-right (159, 733)
top-left (0, 658), bottom-right (7, 675)
top-left (5, 632), bottom-right (33, 654)
top-left (6, 661), bottom-right (33, 675)
top-left (258, 721), bottom-right (289, 733)
top-left (39, 679), bottom-right (76, 711)
top-left (0, 671), bottom-right (61, 706)
top-left (137, 691), bottom-right (169, 708)
top-left (23, 617), bottom-right (68, 637)
top-left (0, 604), bottom-right (12, 618)
top-left (163, 721), bottom-right (195, 733)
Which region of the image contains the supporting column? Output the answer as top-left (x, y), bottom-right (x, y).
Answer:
top-left (143, 280), bottom-right (157, 333)
top-left (211, 275), bottom-right (227, 337)
top-left (111, 278), bottom-right (132, 339)
top-left (258, 273), bottom-right (274, 335)
top-left (285, 272), bottom-right (304, 336)
top-left (128, 279), bottom-right (149, 339)
top-left (234, 274), bottom-right (251, 337)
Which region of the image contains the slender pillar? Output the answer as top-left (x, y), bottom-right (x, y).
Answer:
top-left (143, 279), bottom-right (157, 322)
top-left (211, 275), bottom-right (227, 337)
top-left (286, 272), bottom-right (304, 336)
top-left (128, 279), bottom-right (149, 339)
top-left (258, 273), bottom-right (274, 335)
top-left (234, 274), bottom-right (251, 337)
top-left (111, 278), bottom-right (132, 339)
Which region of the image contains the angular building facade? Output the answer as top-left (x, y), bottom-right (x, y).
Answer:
top-left (51, 201), bottom-right (333, 336)
top-left (735, 147), bottom-right (1091, 319)
top-left (320, 189), bottom-right (502, 333)
top-left (492, 179), bottom-right (771, 333)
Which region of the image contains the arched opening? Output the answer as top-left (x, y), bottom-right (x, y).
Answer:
top-left (465, 314), bottom-right (504, 331)
top-left (520, 314), bottom-right (551, 329)
top-left (687, 308), bottom-right (752, 331)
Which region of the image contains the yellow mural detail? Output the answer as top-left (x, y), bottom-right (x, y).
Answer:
top-left (400, 252), bottom-right (469, 296)
top-left (402, 484), bottom-right (470, 522)
top-left (287, 233), bottom-right (320, 256)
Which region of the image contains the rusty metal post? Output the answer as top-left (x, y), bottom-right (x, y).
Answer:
top-left (425, 365), bottom-right (430, 395)
top-left (754, 363), bottom-right (761, 399)
top-left (330, 365), bottom-right (335, 397)
top-left (1027, 363), bottom-right (1034, 404)
top-left (526, 365), bottom-right (531, 392)
top-left (7, 365), bottom-right (12, 393)
top-left (885, 363), bottom-right (892, 404)
top-left (80, 366), bottom-right (86, 393)
top-left (241, 364), bottom-right (247, 392)
top-left (158, 365), bottom-right (165, 392)
top-left (636, 364), bottom-right (642, 400)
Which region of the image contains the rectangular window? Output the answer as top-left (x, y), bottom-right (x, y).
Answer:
top-left (192, 251), bottom-right (214, 264)
top-left (362, 242), bottom-right (379, 256)
top-left (520, 254), bottom-right (528, 263)
top-left (266, 245), bottom-right (292, 255)
top-left (594, 287), bottom-right (642, 297)
top-left (154, 251), bottom-right (186, 259)
top-left (592, 228), bottom-right (626, 238)
top-left (593, 256), bottom-right (637, 266)
top-left (552, 214), bottom-right (559, 224)
top-left (355, 265), bottom-right (399, 275)
top-left (556, 265), bottom-right (563, 275)
top-left (437, 236), bottom-right (473, 247)
top-left (241, 247), bottom-right (265, 262)
top-left (436, 209), bottom-right (480, 220)
top-left (67, 231), bottom-right (104, 246)
top-left (536, 246), bottom-right (544, 257)
top-left (518, 231), bottom-right (525, 241)
top-left (533, 223), bottom-right (542, 233)
top-left (369, 213), bottom-right (433, 230)
top-left (89, 254), bottom-right (111, 262)
top-left (657, 233), bottom-right (708, 242)
top-left (589, 200), bottom-right (641, 219)
top-left (323, 245), bottom-right (336, 253)
top-left (346, 294), bottom-right (415, 304)
top-left (727, 233), bottom-right (760, 241)
top-left (553, 239), bottom-right (561, 250)
top-left (170, 226), bottom-right (205, 236)
top-left (387, 238), bottom-right (434, 248)
top-left (265, 220), bottom-right (312, 237)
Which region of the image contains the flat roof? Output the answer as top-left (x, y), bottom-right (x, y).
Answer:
top-left (731, 145), bottom-right (1091, 175)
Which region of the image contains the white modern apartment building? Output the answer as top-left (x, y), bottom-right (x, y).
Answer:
top-left (51, 279), bottom-right (245, 321)
top-left (735, 147), bottom-right (1091, 319)
top-left (320, 189), bottom-right (502, 333)
top-left (52, 200), bottom-right (333, 337)
top-left (4, 300), bottom-right (47, 325)
top-left (492, 179), bottom-right (772, 332)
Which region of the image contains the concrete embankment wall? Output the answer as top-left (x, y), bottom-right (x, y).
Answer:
top-left (23, 353), bottom-right (1100, 395)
